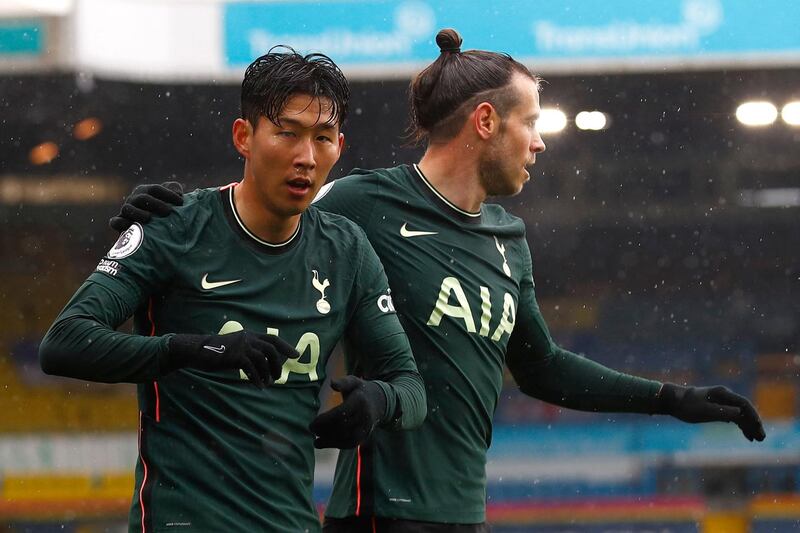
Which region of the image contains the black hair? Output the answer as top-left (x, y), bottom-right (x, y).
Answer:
top-left (241, 46), bottom-right (350, 129)
top-left (409, 28), bottom-right (539, 142)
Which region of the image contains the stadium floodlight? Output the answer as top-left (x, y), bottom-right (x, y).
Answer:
top-left (73, 117), bottom-right (103, 140)
top-left (538, 108), bottom-right (568, 133)
top-left (29, 142), bottom-right (59, 165)
top-left (735, 101), bottom-right (778, 126)
top-left (575, 111), bottom-right (608, 131)
top-left (781, 101), bottom-right (800, 126)
top-left (738, 188), bottom-right (800, 208)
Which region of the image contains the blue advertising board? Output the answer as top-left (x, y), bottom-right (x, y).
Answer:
top-left (224, 0), bottom-right (800, 71)
top-left (490, 420), bottom-right (800, 457)
top-left (0, 20), bottom-right (42, 56)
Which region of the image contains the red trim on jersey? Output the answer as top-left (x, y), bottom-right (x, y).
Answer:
top-left (147, 298), bottom-right (156, 336)
top-left (355, 445), bottom-right (362, 516)
top-left (220, 181), bottom-right (239, 191)
top-left (146, 298), bottom-right (160, 422)
top-left (153, 382), bottom-right (160, 423)
top-left (138, 411), bottom-right (150, 532)
top-left (372, 516), bottom-right (377, 533)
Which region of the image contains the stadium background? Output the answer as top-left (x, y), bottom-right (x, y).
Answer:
top-left (1, 1), bottom-right (799, 531)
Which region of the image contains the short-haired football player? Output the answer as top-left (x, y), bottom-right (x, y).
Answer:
top-left (40, 48), bottom-right (426, 532)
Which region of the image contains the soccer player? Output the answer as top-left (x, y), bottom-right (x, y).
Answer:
top-left (39, 49), bottom-right (426, 532)
top-left (115, 29), bottom-right (764, 533)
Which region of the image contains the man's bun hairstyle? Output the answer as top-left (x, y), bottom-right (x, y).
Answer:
top-left (409, 28), bottom-right (538, 143)
top-left (436, 28), bottom-right (462, 53)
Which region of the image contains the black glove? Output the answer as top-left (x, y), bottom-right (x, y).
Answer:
top-left (109, 181), bottom-right (184, 232)
top-left (310, 376), bottom-right (388, 449)
top-left (166, 331), bottom-right (298, 389)
top-left (659, 383), bottom-right (766, 442)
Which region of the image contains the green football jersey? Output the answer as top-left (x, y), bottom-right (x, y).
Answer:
top-left (315, 165), bottom-right (661, 523)
top-left (83, 185), bottom-right (419, 532)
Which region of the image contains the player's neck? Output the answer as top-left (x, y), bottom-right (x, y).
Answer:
top-left (233, 180), bottom-right (300, 244)
top-left (418, 145), bottom-right (487, 213)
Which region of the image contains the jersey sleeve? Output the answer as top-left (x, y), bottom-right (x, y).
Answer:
top-left (505, 240), bottom-right (663, 414)
top-left (87, 217), bottom-right (187, 302)
top-left (39, 281), bottom-right (173, 382)
top-left (342, 231), bottom-right (426, 430)
top-left (312, 171), bottom-right (380, 230)
top-left (39, 216), bottom-right (187, 383)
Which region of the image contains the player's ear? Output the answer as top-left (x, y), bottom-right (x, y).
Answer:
top-left (336, 132), bottom-right (345, 156)
top-left (232, 118), bottom-right (253, 158)
top-left (473, 102), bottom-right (499, 140)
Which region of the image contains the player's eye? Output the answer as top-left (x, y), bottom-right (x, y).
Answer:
top-left (316, 135), bottom-right (333, 143)
top-left (278, 131), bottom-right (296, 138)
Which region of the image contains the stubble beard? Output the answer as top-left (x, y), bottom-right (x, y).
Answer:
top-left (478, 137), bottom-right (521, 198)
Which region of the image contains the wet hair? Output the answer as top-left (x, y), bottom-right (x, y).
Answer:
top-left (409, 28), bottom-right (539, 143)
top-left (241, 46), bottom-right (350, 129)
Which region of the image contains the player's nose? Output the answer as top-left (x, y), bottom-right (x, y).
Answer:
top-left (531, 131), bottom-right (546, 154)
top-left (294, 137), bottom-right (317, 170)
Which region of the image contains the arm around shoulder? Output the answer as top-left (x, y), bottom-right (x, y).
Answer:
top-left (505, 246), bottom-right (662, 413)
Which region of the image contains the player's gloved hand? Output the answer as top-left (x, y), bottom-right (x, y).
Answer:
top-left (659, 383), bottom-right (766, 442)
top-left (310, 376), bottom-right (388, 449)
top-left (109, 181), bottom-right (184, 232)
top-left (165, 331), bottom-right (298, 389)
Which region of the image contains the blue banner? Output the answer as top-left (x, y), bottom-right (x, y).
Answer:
top-left (0, 20), bottom-right (42, 56)
top-left (490, 421), bottom-right (800, 457)
top-left (224, 0), bottom-right (800, 69)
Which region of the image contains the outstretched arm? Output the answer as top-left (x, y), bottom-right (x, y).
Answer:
top-left (505, 243), bottom-right (765, 442)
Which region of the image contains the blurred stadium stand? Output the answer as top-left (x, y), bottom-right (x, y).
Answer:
top-left (2, 0), bottom-right (800, 531)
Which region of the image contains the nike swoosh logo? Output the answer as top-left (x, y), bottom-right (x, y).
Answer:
top-left (400, 223), bottom-right (438, 238)
top-left (203, 345), bottom-right (226, 354)
top-left (201, 274), bottom-right (241, 290)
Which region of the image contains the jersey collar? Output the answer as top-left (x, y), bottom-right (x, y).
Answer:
top-left (219, 184), bottom-right (302, 255)
top-left (410, 164), bottom-right (483, 225)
